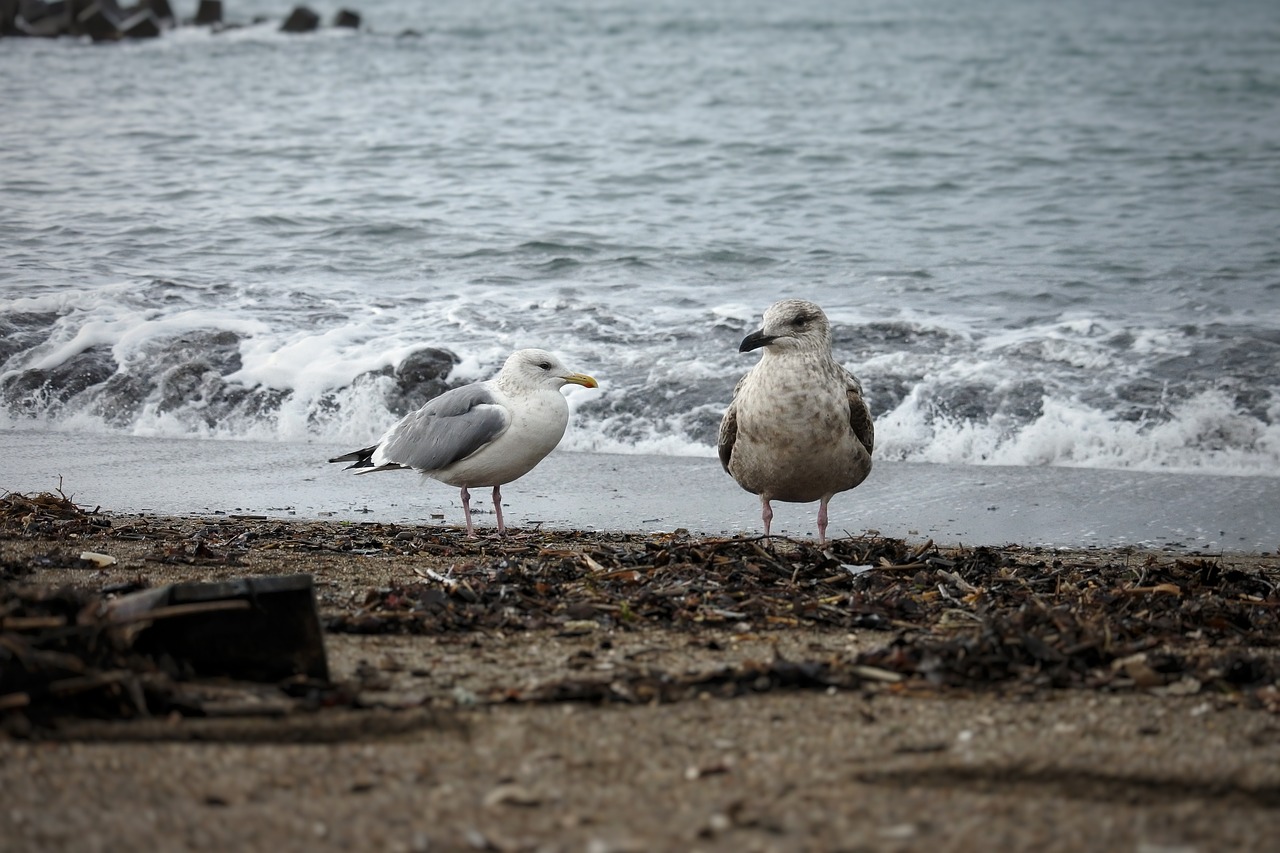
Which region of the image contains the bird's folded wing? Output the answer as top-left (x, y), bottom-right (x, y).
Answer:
top-left (378, 384), bottom-right (510, 471)
top-left (847, 386), bottom-right (874, 455)
top-left (717, 372), bottom-right (753, 472)
top-left (717, 400), bottom-right (738, 473)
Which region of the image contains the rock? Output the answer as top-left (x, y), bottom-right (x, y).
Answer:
top-left (1, 0), bottom-right (23, 34)
top-left (93, 372), bottom-right (153, 426)
top-left (78, 551), bottom-right (118, 568)
top-left (192, 0), bottom-right (218, 25)
top-left (141, 0), bottom-right (171, 24)
top-left (121, 8), bottom-right (158, 37)
top-left (150, 329), bottom-right (244, 376)
top-left (388, 347), bottom-right (459, 415)
top-left (14, 0), bottom-right (70, 36)
top-left (395, 347), bottom-right (458, 388)
top-left (279, 5), bottom-right (318, 33)
top-left (157, 362), bottom-right (216, 413)
top-left (0, 346), bottom-right (116, 417)
top-left (6, 0), bottom-right (166, 37)
top-left (67, 0), bottom-right (91, 22)
top-left (70, 0), bottom-right (161, 39)
top-left (73, 0), bottom-right (121, 40)
top-left (332, 8), bottom-right (358, 28)
top-left (0, 311), bottom-right (59, 364)
top-left (90, 329), bottom-right (242, 425)
top-left (347, 347), bottom-right (460, 418)
top-left (482, 783), bottom-right (541, 808)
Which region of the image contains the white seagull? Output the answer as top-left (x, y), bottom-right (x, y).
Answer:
top-left (717, 299), bottom-right (874, 544)
top-left (330, 348), bottom-right (598, 537)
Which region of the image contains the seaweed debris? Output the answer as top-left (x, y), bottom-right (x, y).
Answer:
top-left (6, 503), bottom-right (1280, 718)
top-left (0, 488), bottom-right (111, 538)
top-left (328, 534), bottom-right (1280, 707)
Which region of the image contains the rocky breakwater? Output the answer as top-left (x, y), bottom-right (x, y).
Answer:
top-left (1, 0), bottom-right (362, 40)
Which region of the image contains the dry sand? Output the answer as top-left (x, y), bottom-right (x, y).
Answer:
top-left (4, 506), bottom-right (1280, 852)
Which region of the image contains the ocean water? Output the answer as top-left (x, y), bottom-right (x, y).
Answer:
top-left (3, 0), bottom-right (1278, 476)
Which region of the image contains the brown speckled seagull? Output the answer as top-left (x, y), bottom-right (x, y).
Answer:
top-left (718, 299), bottom-right (874, 544)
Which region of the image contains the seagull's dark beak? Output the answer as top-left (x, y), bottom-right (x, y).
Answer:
top-left (739, 329), bottom-right (775, 353)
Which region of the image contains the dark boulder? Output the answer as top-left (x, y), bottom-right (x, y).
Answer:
top-left (15, 0), bottom-right (69, 36)
top-left (1, 0), bottom-right (23, 34)
top-left (0, 346), bottom-right (116, 417)
top-left (121, 8), bottom-right (159, 36)
top-left (141, 0), bottom-right (171, 24)
top-left (332, 8), bottom-right (358, 28)
top-left (73, 0), bottom-right (119, 40)
top-left (157, 361), bottom-right (217, 413)
top-left (210, 383), bottom-right (289, 427)
top-left (88, 329), bottom-right (243, 426)
top-left (6, 0), bottom-right (167, 37)
top-left (279, 5), bottom-right (318, 33)
top-left (397, 346), bottom-right (457, 382)
top-left (0, 311), bottom-right (60, 364)
top-left (72, 0), bottom-right (162, 41)
top-left (93, 372), bottom-right (152, 426)
top-left (151, 329), bottom-right (243, 376)
top-left (354, 347), bottom-right (459, 417)
top-left (192, 0), bottom-right (218, 25)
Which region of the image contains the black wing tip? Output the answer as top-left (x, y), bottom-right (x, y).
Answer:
top-left (328, 444), bottom-right (379, 468)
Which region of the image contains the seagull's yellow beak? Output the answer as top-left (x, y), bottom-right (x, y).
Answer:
top-left (564, 373), bottom-right (599, 389)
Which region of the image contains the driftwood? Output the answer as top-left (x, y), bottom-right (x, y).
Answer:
top-left (105, 574), bottom-right (329, 681)
top-left (2, 560), bottom-right (331, 732)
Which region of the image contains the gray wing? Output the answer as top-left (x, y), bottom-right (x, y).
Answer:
top-left (844, 370), bottom-right (874, 455)
top-left (377, 383), bottom-right (509, 472)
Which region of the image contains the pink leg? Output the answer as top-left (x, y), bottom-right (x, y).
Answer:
top-left (817, 497), bottom-right (830, 545)
top-left (492, 485), bottom-right (505, 535)
top-left (760, 496), bottom-right (773, 539)
top-left (460, 486), bottom-right (475, 537)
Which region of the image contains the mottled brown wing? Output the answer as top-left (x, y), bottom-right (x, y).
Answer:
top-left (717, 400), bottom-right (738, 473)
top-left (848, 387), bottom-right (874, 455)
top-left (718, 374), bottom-right (750, 473)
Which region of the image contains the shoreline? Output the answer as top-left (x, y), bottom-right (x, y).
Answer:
top-left (4, 428), bottom-right (1279, 553)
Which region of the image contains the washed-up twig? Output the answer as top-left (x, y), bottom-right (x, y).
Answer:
top-left (106, 599), bottom-right (252, 625)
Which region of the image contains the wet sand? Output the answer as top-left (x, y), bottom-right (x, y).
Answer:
top-left (4, 428), bottom-right (1279, 551)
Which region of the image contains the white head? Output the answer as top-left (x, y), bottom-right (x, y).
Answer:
top-left (497, 348), bottom-right (599, 393)
top-left (739, 299), bottom-right (833, 355)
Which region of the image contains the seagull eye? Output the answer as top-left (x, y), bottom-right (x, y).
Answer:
top-left (791, 315), bottom-right (808, 328)
top-left (538, 361), bottom-right (552, 370)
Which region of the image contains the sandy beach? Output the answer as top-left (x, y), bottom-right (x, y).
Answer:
top-left (5, 0), bottom-right (1279, 848)
top-left (3, 471), bottom-right (1280, 851)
